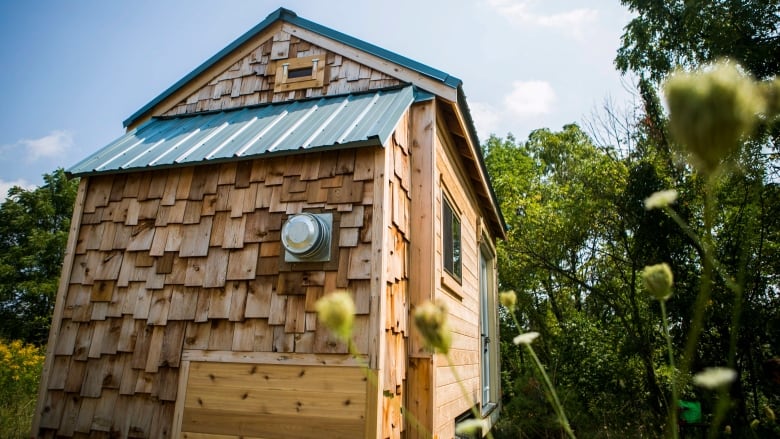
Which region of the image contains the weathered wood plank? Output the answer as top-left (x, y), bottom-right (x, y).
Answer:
top-left (208, 320), bottom-right (234, 351)
top-left (160, 320), bottom-right (186, 368)
top-left (226, 244), bottom-right (258, 280)
top-left (179, 217), bottom-right (213, 257)
top-left (201, 247), bottom-right (228, 288)
top-left (284, 295), bottom-right (306, 333)
top-left (147, 287), bottom-right (173, 326)
top-left (168, 285), bottom-right (198, 321)
top-left (244, 278), bottom-right (272, 318)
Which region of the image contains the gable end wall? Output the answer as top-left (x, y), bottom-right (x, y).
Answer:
top-left (163, 31), bottom-right (401, 117)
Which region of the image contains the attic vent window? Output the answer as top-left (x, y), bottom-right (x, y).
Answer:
top-left (273, 55), bottom-right (325, 93)
top-left (287, 66), bottom-right (313, 79)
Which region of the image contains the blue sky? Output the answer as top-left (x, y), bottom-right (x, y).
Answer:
top-left (0, 1), bottom-right (635, 198)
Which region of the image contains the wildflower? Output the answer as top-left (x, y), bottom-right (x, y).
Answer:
top-left (760, 78), bottom-right (780, 119)
top-left (455, 419), bottom-right (487, 435)
top-left (642, 263), bottom-right (674, 301)
top-left (693, 367), bottom-right (737, 389)
top-left (499, 291), bottom-right (517, 311)
top-left (513, 331), bottom-right (540, 346)
top-left (664, 60), bottom-right (765, 174)
top-left (764, 405), bottom-right (775, 422)
top-left (315, 290), bottom-right (355, 341)
top-left (644, 189), bottom-right (678, 210)
top-left (413, 301), bottom-right (452, 354)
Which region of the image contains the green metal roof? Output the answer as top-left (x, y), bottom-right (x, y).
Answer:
top-left (71, 86), bottom-right (416, 177)
top-left (123, 7), bottom-right (461, 128)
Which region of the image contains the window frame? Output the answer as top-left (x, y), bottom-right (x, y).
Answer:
top-left (442, 193), bottom-right (462, 283)
top-left (479, 243), bottom-right (499, 415)
top-left (272, 55), bottom-right (325, 93)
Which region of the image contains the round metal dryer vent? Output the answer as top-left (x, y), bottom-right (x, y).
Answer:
top-left (280, 212), bottom-right (332, 262)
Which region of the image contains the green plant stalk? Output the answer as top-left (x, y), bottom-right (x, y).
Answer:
top-left (510, 312), bottom-right (576, 439)
top-left (666, 177), bottom-right (736, 437)
top-left (445, 354), bottom-right (494, 439)
top-left (708, 387), bottom-right (732, 439)
top-left (662, 191), bottom-right (711, 378)
top-left (660, 300), bottom-right (679, 439)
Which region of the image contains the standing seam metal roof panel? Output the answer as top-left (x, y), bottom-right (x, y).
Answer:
top-left (68, 86), bottom-right (416, 177)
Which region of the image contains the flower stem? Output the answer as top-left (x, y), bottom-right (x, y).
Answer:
top-left (445, 354), bottom-right (494, 439)
top-left (510, 312), bottom-right (575, 438)
top-left (660, 300), bottom-right (679, 439)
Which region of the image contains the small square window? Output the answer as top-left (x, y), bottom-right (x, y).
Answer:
top-left (443, 196), bottom-right (462, 281)
top-left (272, 55), bottom-right (325, 93)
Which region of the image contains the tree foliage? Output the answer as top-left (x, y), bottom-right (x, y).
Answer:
top-left (616, 0), bottom-right (780, 82)
top-left (486, 114), bottom-right (780, 436)
top-left (0, 169), bottom-right (78, 345)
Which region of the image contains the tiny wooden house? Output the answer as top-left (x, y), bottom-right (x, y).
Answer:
top-left (33, 8), bottom-right (506, 439)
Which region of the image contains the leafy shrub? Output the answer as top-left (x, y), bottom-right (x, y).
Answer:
top-left (0, 339), bottom-right (44, 438)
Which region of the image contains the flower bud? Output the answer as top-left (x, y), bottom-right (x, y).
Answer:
top-left (315, 290), bottom-right (355, 341)
top-left (644, 189), bottom-right (678, 210)
top-left (764, 405), bottom-right (775, 422)
top-left (413, 301), bottom-right (452, 354)
top-left (513, 331), bottom-right (540, 346)
top-left (760, 78), bottom-right (780, 120)
top-left (455, 419), bottom-right (487, 436)
top-left (499, 291), bottom-right (517, 311)
top-left (642, 263), bottom-right (674, 301)
top-left (693, 367), bottom-right (737, 389)
top-left (664, 60), bottom-right (765, 174)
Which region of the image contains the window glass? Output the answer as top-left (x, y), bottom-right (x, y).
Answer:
top-left (443, 196), bottom-right (462, 280)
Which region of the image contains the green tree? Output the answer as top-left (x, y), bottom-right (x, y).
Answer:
top-left (485, 112), bottom-right (780, 436)
top-left (486, 126), bottom-right (681, 436)
top-left (0, 169), bottom-right (78, 344)
top-left (616, 0), bottom-right (780, 82)
top-left (617, 6), bottom-right (780, 432)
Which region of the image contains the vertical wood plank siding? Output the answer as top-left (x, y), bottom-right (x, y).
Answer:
top-left (406, 100), bottom-right (437, 438)
top-left (36, 147), bottom-right (380, 438)
top-left (432, 118), bottom-right (487, 439)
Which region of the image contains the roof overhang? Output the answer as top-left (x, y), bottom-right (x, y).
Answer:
top-left (71, 87), bottom-right (416, 177)
top-left (440, 88), bottom-right (507, 239)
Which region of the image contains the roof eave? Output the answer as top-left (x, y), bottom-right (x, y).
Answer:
top-left (455, 86), bottom-right (507, 238)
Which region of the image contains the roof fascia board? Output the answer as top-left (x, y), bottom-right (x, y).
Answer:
top-left (280, 23), bottom-right (457, 102)
top-left (281, 13), bottom-right (461, 89)
top-left (451, 88), bottom-right (507, 237)
top-left (69, 138), bottom-right (384, 178)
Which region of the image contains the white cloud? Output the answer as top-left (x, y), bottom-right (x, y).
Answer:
top-left (0, 179), bottom-right (35, 202)
top-left (468, 101), bottom-right (501, 139)
top-left (536, 8), bottom-right (598, 29)
top-left (18, 130), bottom-right (74, 161)
top-left (486, 0), bottom-right (598, 37)
top-left (504, 80), bottom-right (556, 117)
